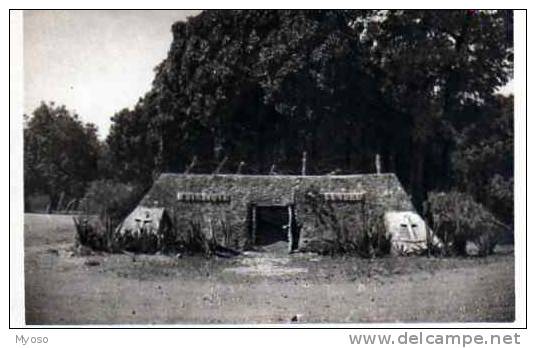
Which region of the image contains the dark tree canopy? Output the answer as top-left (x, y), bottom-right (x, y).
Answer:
top-left (451, 95), bottom-right (513, 225)
top-left (102, 10), bottom-right (513, 220)
top-left (360, 10), bottom-right (513, 204)
top-left (24, 102), bottom-right (102, 210)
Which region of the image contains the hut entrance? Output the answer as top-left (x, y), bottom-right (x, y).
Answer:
top-left (250, 204), bottom-right (297, 253)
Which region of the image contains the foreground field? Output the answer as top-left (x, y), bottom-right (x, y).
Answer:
top-left (24, 213), bottom-right (515, 325)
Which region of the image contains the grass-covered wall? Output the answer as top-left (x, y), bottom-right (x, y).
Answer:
top-left (122, 173), bottom-right (413, 252)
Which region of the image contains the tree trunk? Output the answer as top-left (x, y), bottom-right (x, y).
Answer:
top-left (47, 193), bottom-right (59, 213)
top-left (153, 131), bottom-right (164, 180)
top-left (410, 139), bottom-right (425, 211)
top-left (344, 127), bottom-right (352, 171)
top-left (256, 110), bottom-right (266, 173)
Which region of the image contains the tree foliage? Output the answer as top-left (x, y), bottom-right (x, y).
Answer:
top-left (106, 10), bottom-right (512, 216)
top-left (25, 11), bottom-right (513, 225)
top-left (451, 95), bottom-right (513, 225)
top-left (106, 10), bottom-right (386, 179)
top-left (105, 95), bottom-right (161, 187)
top-left (360, 10), bottom-right (513, 204)
top-left (24, 102), bottom-right (101, 210)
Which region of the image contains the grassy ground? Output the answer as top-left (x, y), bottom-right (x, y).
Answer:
top-left (24, 213), bottom-right (515, 325)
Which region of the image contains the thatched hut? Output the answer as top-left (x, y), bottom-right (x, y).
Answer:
top-left (116, 173), bottom-right (436, 254)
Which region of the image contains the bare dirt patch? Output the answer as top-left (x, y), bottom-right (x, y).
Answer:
top-left (24, 214), bottom-right (515, 324)
top-left (224, 252), bottom-right (308, 277)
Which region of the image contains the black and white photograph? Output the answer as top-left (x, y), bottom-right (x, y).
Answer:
top-left (10, 8), bottom-right (526, 330)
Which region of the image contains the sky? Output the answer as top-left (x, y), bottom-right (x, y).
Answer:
top-left (24, 10), bottom-right (513, 140)
top-left (23, 10), bottom-right (201, 139)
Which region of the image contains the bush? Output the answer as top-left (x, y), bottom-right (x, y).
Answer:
top-left (112, 228), bottom-right (161, 254)
top-left (73, 215), bottom-right (110, 252)
top-left (180, 219), bottom-right (219, 256)
top-left (82, 180), bottom-right (145, 225)
top-left (487, 174), bottom-right (514, 227)
top-left (165, 216), bottom-right (234, 257)
top-left (426, 191), bottom-right (505, 256)
top-left (75, 180), bottom-right (146, 251)
top-left (361, 206), bottom-right (391, 257)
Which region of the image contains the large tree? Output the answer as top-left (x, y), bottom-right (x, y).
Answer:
top-left (451, 95), bottom-right (514, 225)
top-left (105, 92), bottom-right (161, 187)
top-left (106, 10), bottom-right (513, 213)
top-left (359, 10), bottom-right (513, 204)
top-left (108, 10), bottom-right (383, 177)
top-left (24, 102), bottom-right (101, 210)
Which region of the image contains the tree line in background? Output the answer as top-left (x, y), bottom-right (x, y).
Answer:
top-left (24, 10), bottom-right (514, 226)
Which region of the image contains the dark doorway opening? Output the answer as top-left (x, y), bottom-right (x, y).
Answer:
top-left (250, 204), bottom-right (298, 252)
